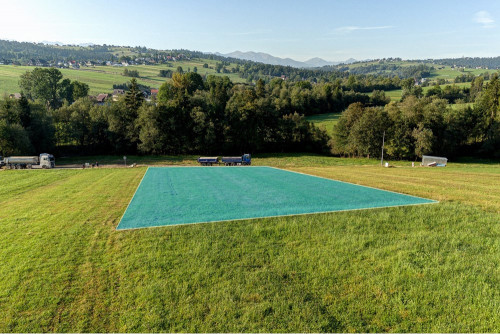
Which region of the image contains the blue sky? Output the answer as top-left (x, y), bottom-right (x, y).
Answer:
top-left (1, 0), bottom-right (499, 61)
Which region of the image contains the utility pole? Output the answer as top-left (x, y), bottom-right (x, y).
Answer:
top-left (381, 131), bottom-right (385, 166)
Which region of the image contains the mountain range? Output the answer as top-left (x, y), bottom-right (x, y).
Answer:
top-left (217, 51), bottom-right (357, 68)
top-left (37, 41), bottom-right (354, 68)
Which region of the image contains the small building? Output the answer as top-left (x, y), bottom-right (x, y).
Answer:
top-left (9, 93), bottom-right (22, 99)
top-left (96, 93), bottom-right (109, 105)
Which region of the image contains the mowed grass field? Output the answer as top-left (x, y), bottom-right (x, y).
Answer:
top-left (0, 156), bottom-right (499, 332)
top-left (0, 61), bottom-right (246, 96)
top-left (305, 113), bottom-right (341, 136)
top-left (345, 61), bottom-right (497, 82)
top-left (370, 82), bottom-right (477, 103)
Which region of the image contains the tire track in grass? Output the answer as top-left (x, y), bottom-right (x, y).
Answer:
top-left (0, 170), bottom-right (77, 203)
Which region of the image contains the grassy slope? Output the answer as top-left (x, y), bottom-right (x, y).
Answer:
top-left (1, 61), bottom-right (493, 103)
top-left (370, 82), bottom-right (477, 103)
top-left (305, 113), bottom-right (341, 136)
top-left (0, 61), bottom-right (246, 96)
top-left (355, 62), bottom-right (497, 102)
top-left (0, 156), bottom-right (499, 332)
top-left (346, 61), bottom-right (496, 81)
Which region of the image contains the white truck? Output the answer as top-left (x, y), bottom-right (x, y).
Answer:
top-left (3, 153), bottom-right (55, 169)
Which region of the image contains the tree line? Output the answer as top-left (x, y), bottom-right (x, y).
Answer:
top-left (332, 75), bottom-right (500, 159)
top-left (1, 67), bottom-right (498, 160)
top-left (433, 56), bottom-right (500, 69)
top-left (0, 39), bottom-right (114, 64)
top-left (338, 63), bottom-right (432, 80)
top-left (1, 70), bottom-right (336, 156)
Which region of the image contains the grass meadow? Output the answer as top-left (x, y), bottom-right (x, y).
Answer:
top-left (0, 60), bottom-right (246, 96)
top-left (372, 82), bottom-right (478, 103)
top-left (305, 113), bottom-right (341, 136)
top-left (0, 155), bottom-right (499, 332)
top-left (346, 61), bottom-right (497, 82)
top-left (2, 61), bottom-right (495, 97)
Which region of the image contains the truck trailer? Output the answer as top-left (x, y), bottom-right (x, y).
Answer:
top-left (197, 157), bottom-right (219, 166)
top-left (221, 154), bottom-right (251, 166)
top-left (3, 153), bottom-right (55, 169)
top-left (197, 154), bottom-right (251, 166)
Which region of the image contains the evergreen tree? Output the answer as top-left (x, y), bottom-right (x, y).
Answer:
top-left (124, 78), bottom-right (144, 112)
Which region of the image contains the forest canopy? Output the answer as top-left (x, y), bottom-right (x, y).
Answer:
top-left (1, 67), bottom-right (498, 159)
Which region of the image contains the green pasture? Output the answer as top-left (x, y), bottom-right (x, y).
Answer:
top-left (55, 153), bottom-right (415, 168)
top-left (0, 61), bottom-right (246, 96)
top-left (380, 89), bottom-right (403, 101)
top-left (344, 61), bottom-right (497, 82)
top-left (429, 66), bottom-right (496, 81)
top-left (1, 60), bottom-right (497, 98)
top-left (366, 88), bottom-right (401, 101)
top-left (376, 82), bottom-right (478, 102)
top-left (57, 153), bottom-right (500, 170)
top-left (305, 113), bottom-right (341, 136)
top-left (450, 102), bottom-right (474, 110)
top-left (0, 155), bottom-right (499, 332)
top-left (0, 65), bottom-right (161, 96)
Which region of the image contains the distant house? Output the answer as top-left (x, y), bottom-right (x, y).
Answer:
top-left (96, 93), bottom-right (109, 104)
top-left (113, 89), bottom-right (125, 101)
top-left (9, 93), bottom-right (22, 99)
top-left (151, 89), bottom-right (158, 98)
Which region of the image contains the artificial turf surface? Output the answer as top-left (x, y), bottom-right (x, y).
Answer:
top-left (117, 166), bottom-right (436, 230)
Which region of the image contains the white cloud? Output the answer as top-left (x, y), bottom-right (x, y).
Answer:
top-left (333, 25), bottom-right (394, 34)
top-left (474, 11), bottom-right (495, 28)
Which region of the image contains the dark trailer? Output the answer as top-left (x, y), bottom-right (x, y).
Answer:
top-left (197, 157), bottom-right (219, 166)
